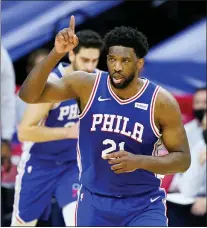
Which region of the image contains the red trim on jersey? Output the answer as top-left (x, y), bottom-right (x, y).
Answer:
top-left (150, 86), bottom-right (161, 138)
top-left (74, 201), bottom-right (78, 226)
top-left (16, 215), bottom-right (24, 224)
top-left (152, 138), bottom-right (160, 156)
top-left (16, 216), bottom-right (23, 224)
top-left (79, 71), bottom-right (101, 119)
top-left (107, 76), bottom-right (149, 104)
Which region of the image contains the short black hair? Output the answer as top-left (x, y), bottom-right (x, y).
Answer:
top-left (103, 26), bottom-right (149, 58)
top-left (74, 30), bottom-right (104, 54)
top-left (27, 48), bottom-right (49, 73)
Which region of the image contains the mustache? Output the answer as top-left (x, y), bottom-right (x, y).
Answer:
top-left (112, 72), bottom-right (124, 77)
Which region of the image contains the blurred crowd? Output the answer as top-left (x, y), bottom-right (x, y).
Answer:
top-left (1, 38), bottom-right (206, 227)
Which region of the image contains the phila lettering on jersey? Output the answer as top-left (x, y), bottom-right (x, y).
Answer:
top-left (77, 71), bottom-right (164, 197)
top-left (91, 114), bottom-right (144, 143)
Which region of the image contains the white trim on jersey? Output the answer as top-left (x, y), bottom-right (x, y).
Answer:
top-left (94, 68), bottom-right (100, 74)
top-left (150, 86), bottom-right (162, 138)
top-left (21, 142), bottom-right (35, 155)
top-left (12, 150), bottom-right (32, 224)
top-left (162, 198), bottom-right (168, 226)
top-left (58, 62), bottom-right (66, 76)
top-left (76, 142), bottom-right (82, 180)
top-left (62, 201), bottom-right (77, 226)
top-left (79, 71), bottom-right (102, 119)
top-left (107, 76), bottom-right (149, 105)
top-left (74, 184), bottom-right (82, 227)
top-left (47, 72), bottom-right (61, 83)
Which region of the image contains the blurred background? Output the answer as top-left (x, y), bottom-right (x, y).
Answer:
top-left (1, 0), bottom-right (206, 227)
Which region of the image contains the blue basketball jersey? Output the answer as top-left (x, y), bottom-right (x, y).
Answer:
top-left (24, 62), bottom-right (79, 163)
top-left (78, 71), bottom-right (164, 196)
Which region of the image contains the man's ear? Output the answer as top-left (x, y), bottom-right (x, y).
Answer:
top-left (137, 58), bottom-right (144, 71)
top-left (69, 50), bottom-right (75, 63)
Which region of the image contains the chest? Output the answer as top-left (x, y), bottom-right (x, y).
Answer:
top-left (87, 99), bottom-right (156, 144)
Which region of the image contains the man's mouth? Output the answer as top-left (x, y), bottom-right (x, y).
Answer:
top-left (112, 77), bottom-right (124, 84)
top-left (112, 74), bottom-right (124, 84)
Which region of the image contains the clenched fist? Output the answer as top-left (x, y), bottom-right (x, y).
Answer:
top-left (55, 15), bottom-right (79, 54)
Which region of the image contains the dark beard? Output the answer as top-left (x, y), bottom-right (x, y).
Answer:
top-left (203, 129), bottom-right (207, 144)
top-left (193, 109), bottom-right (206, 123)
top-left (109, 73), bottom-right (136, 89)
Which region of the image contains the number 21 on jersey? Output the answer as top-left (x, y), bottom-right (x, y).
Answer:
top-left (101, 139), bottom-right (125, 158)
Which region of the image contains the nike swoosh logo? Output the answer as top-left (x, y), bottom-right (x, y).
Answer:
top-left (150, 196), bottom-right (161, 203)
top-left (98, 96), bottom-right (111, 101)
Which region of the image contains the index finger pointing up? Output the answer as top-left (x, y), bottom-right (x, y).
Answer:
top-left (69, 15), bottom-right (75, 33)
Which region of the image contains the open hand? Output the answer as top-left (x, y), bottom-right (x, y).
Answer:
top-left (55, 15), bottom-right (79, 54)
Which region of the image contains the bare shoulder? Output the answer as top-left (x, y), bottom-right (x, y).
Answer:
top-left (156, 87), bottom-right (180, 111)
top-left (63, 71), bottom-right (100, 109)
top-left (63, 71), bottom-right (97, 82)
top-left (155, 86), bottom-right (182, 126)
top-left (63, 71), bottom-right (97, 87)
top-left (62, 71), bottom-right (97, 97)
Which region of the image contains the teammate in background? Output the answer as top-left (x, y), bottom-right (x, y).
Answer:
top-left (11, 29), bottom-right (104, 226)
top-left (19, 16), bottom-right (191, 226)
top-left (27, 49), bottom-right (50, 74)
top-left (15, 49), bottom-right (50, 130)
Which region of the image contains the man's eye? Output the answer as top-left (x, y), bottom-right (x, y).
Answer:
top-left (109, 58), bottom-right (115, 62)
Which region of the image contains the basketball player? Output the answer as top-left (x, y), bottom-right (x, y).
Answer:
top-left (19, 16), bottom-right (191, 226)
top-left (11, 29), bottom-right (103, 226)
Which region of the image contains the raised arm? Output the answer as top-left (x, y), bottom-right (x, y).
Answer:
top-left (19, 16), bottom-right (82, 104)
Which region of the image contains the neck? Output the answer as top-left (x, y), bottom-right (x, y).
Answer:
top-left (64, 64), bottom-right (74, 75)
top-left (110, 77), bottom-right (144, 100)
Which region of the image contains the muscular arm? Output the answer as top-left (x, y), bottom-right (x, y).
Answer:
top-left (104, 88), bottom-right (191, 175)
top-left (139, 87), bottom-right (191, 174)
top-left (19, 48), bottom-right (82, 103)
top-left (19, 47), bottom-right (95, 107)
top-left (18, 103), bottom-right (78, 142)
top-left (19, 16), bottom-right (82, 104)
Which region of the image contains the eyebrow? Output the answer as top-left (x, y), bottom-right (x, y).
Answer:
top-left (80, 57), bottom-right (98, 60)
top-left (108, 55), bottom-right (131, 59)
